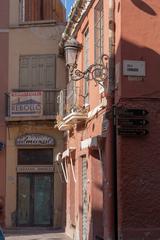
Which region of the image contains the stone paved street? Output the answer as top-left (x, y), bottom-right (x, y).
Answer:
top-left (4, 229), bottom-right (72, 240)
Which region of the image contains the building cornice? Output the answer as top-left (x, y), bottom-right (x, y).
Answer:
top-left (59, 0), bottom-right (93, 54)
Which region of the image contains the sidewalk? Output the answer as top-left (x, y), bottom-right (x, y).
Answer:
top-left (4, 228), bottom-right (72, 240)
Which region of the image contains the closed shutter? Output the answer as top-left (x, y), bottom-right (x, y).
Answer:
top-left (23, 0), bottom-right (54, 22)
top-left (43, 0), bottom-right (53, 20)
top-left (19, 56), bottom-right (30, 89)
top-left (20, 55), bottom-right (56, 90)
top-left (45, 55), bottom-right (56, 88)
top-left (32, 56), bottom-right (39, 88)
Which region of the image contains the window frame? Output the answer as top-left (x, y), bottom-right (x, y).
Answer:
top-left (18, 148), bottom-right (54, 165)
top-left (19, 0), bottom-right (56, 24)
top-left (83, 27), bottom-right (90, 107)
top-left (19, 54), bottom-right (56, 90)
top-left (94, 0), bottom-right (104, 64)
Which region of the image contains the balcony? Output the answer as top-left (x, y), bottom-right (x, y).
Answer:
top-left (5, 89), bottom-right (59, 122)
top-left (56, 81), bottom-right (88, 131)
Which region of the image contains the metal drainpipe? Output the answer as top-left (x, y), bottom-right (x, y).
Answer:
top-left (104, 0), bottom-right (116, 239)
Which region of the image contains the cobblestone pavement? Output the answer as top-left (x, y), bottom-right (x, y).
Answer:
top-left (4, 228), bottom-right (72, 240)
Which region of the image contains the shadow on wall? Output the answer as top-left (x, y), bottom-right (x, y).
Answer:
top-left (116, 37), bottom-right (160, 98)
top-left (131, 0), bottom-right (157, 16)
top-left (105, 31), bottom-right (160, 239)
top-left (79, 205), bottom-right (104, 240)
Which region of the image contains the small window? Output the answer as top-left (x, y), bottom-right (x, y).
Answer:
top-left (18, 148), bottom-right (53, 165)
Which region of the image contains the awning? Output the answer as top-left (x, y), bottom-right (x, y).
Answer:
top-left (80, 135), bottom-right (105, 150)
top-left (80, 136), bottom-right (105, 163)
top-left (62, 147), bottom-right (76, 159)
top-left (55, 148), bottom-right (76, 183)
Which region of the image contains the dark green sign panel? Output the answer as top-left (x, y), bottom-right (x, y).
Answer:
top-left (118, 108), bottom-right (148, 117)
top-left (118, 128), bottom-right (149, 136)
top-left (118, 118), bottom-right (149, 127)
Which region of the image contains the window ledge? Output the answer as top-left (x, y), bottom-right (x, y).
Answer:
top-left (9, 21), bottom-right (58, 29)
top-left (5, 115), bottom-right (57, 122)
top-left (19, 19), bottom-right (57, 25)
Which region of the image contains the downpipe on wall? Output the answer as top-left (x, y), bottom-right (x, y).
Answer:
top-left (104, 0), bottom-right (117, 239)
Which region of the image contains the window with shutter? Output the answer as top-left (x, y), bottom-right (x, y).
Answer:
top-left (19, 55), bottom-right (56, 90)
top-left (19, 0), bottom-right (66, 23)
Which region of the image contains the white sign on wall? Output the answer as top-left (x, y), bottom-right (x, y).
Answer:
top-left (10, 91), bottom-right (43, 117)
top-left (123, 60), bottom-right (146, 76)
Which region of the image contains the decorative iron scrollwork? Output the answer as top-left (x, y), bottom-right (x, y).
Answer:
top-left (68, 54), bottom-right (109, 87)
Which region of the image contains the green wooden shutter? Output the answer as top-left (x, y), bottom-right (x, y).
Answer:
top-left (31, 56), bottom-right (39, 88)
top-left (20, 55), bottom-right (56, 90)
top-left (19, 56), bottom-right (30, 89)
top-left (45, 55), bottom-right (56, 88)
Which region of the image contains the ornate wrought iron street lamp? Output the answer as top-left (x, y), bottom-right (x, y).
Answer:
top-left (64, 38), bottom-right (109, 87)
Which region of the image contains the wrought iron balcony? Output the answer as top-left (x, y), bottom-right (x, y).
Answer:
top-left (56, 81), bottom-right (88, 131)
top-left (5, 89), bottom-right (60, 121)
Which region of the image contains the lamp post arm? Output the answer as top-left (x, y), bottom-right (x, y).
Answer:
top-left (68, 54), bottom-right (109, 87)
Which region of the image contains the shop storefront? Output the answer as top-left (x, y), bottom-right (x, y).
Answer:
top-left (6, 128), bottom-right (65, 228)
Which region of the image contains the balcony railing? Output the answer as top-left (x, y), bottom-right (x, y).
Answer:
top-left (57, 89), bottom-right (66, 118)
top-left (5, 89), bottom-right (60, 120)
top-left (56, 82), bottom-right (88, 130)
top-left (66, 80), bottom-right (77, 112)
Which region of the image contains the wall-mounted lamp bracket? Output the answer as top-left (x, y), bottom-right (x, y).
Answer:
top-left (68, 54), bottom-right (109, 88)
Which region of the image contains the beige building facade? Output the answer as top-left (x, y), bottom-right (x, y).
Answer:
top-left (5, 0), bottom-right (66, 228)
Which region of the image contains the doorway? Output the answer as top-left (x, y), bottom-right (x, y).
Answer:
top-left (17, 173), bottom-right (53, 226)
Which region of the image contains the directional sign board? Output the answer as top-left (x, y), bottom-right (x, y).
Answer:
top-left (118, 118), bottom-right (149, 127)
top-left (118, 108), bottom-right (148, 117)
top-left (118, 128), bottom-right (149, 136)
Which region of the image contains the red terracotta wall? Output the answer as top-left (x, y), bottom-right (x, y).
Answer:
top-left (115, 1), bottom-right (160, 238)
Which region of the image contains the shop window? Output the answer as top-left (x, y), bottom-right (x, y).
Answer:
top-left (18, 148), bottom-right (53, 165)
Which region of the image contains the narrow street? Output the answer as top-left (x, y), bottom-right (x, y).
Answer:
top-left (5, 229), bottom-right (72, 240)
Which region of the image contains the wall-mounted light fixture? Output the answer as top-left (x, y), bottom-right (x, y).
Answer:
top-left (64, 38), bottom-right (109, 87)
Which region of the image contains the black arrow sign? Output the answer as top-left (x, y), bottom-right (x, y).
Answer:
top-left (118, 128), bottom-right (149, 136)
top-left (118, 108), bottom-right (149, 117)
top-left (118, 118), bottom-right (149, 127)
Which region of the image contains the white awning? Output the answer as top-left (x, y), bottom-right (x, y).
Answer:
top-left (62, 147), bottom-right (76, 159)
top-left (80, 136), bottom-right (102, 149)
top-left (55, 148), bottom-right (76, 183)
